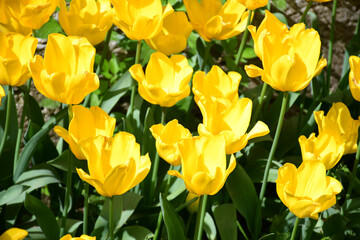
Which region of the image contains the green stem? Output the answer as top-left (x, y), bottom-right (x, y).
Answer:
top-left (345, 128), bottom-right (360, 205)
top-left (259, 92), bottom-right (289, 203)
top-left (299, 1), bottom-right (313, 23)
top-left (109, 197), bottom-right (114, 240)
top-left (200, 41), bottom-right (212, 72)
top-left (194, 195), bottom-right (208, 240)
top-left (83, 182), bottom-right (89, 234)
top-left (237, 221), bottom-right (249, 240)
top-left (235, 10), bottom-right (253, 65)
top-left (290, 217), bottom-right (300, 240)
top-left (14, 81), bottom-right (30, 166)
top-left (149, 108), bottom-right (167, 203)
top-left (325, 0), bottom-right (338, 96)
top-left (251, 82), bottom-right (268, 125)
top-left (0, 86), bottom-right (13, 159)
top-left (60, 149), bottom-right (73, 237)
top-left (128, 40), bottom-right (142, 118)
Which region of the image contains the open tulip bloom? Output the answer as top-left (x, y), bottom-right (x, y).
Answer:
top-left (236, 0), bottom-right (269, 10)
top-left (0, 228), bottom-right (28, 240)
top-left (349, 55), bottom-right (360, 102)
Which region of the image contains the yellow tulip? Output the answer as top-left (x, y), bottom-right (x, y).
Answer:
top-left (245, 13), bottom-right (327, 92)
top-left (0, 15), bottom-right (32, 36)
top-left (0, 32), bottom-right (37, 86)
top-left (314, 102), bottom-right (360, 155)
top-left (146, 11), bottom-right (193, 56)
top-left (349, 55), bottom-right (360, 101)
top-left (192, 65), bottom-right (241, 111)
top-left (186, 192), bottom-right (199, 214)
top-left (60, 234), bottom-right (95, 240)
top-left (59, 0), bottom-right (114, 46)
top-left (298, 131), bottom-right (345, 170)
top-left (54, 105), bottom-right (116, 160)
top-left (111, 0), bottom-right (173, 41)
top-left (29, 33), bottom-right (99, 105)
top-left (5, 0), bottom-right (59, 30)
top-left (197, 97), bottom-right (269, 154)
top-left (0, 228), bottom-right (28, 240)
top-left (247, 10), bottom-right (288, 60)
top-left (168, 135), bottom-right (236, 196)
top-left (129, 52), bottom-right (193, 107)
top-left (150, 119), bottom-right (192, 166)
top-left (0, 85), bottom-right (4, 105)
top-left (236, 0), bottom-right (268, 10)
top-left (184, 0), bottom-right (250, 41)
top-left (276, 161), bottom-right (342, 219)
top-left (77, 132), bottom-right (151, 197)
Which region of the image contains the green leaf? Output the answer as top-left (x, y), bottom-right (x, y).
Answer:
top-left (100, 72), bottom-right (132, 113)
top-left (0, 185), bottom-right (28, 206)
top-left (35, 17), bottom-right (63, 39)
top-left (160, 193), bottom-right (186, 240)
top-left (213, 204), bottom-right (237, 240)
top-left (24, 194), bottom-right (60, 240)
top-left (226, 165), bottom-right (261, 238)
top-left (118, 226), bottom-right (154, 240)
top-left (204, 212), bottom-right (217, 240)
top-left (272, 0), bottom-right (287, 12)
top-left (47, 150), bottom-right (86, 173)
top-left (13, 108), bottom-right (67, 182)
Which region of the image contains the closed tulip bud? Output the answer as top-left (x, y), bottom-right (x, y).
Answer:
top-left (236, 0), bottom-right (268, 10)
top-left (111, 0), bottom-right (173, 41)
top-left (146, 11), bottom-right (193, 56)
top-left (6, 0), bottom-right (59, 30)
top-left (29, 33), bottom-right (99, 104)
top-left (314, 102), bottom-right (360, 155)
top-left (184, 0), bottom-right (250, 41)
top-left (276, 161), bottom-right (342, 219)
top-left (77, 132), bottom-right (151, 197)
top-left (0, 228), bottom-right (28, 240)
top-left (192, 65), bottom-right (241, 112)
top-left (59, 0), bottom-right (114, 46)
top-left (298, 131), bottom-right (345, 170)
top-left (60, 234), bottom-right (95, 240)
top-left (150, 119), bottom-right (192, 166)
top-left (54, 105), bottom-right (116, 160)
top-left (129, 52), bottom-right (193, 107)
top-left (0, 32), bottom-right (37, 86)
top-left (197, 97), bottom-right (269, 154)
top-left (186, 192), bottom-right (199, 214)
top-left (245, 13), bottom-right (327, 92)
top-left (349, 55), bottom-right (360, 101)
top-left (168, 135), bottom-right (236, 196)
top-left (0, 85), bottom-right (4, 105)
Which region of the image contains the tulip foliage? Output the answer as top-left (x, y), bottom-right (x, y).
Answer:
top-left (1, 0), bottom-right (360, 240)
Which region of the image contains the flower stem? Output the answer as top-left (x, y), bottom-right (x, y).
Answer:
top-left (109, 196), bottom-right (114, 240)
top-left (345, 128), bottom-right (360, 205)
top-left (201, 41), bottom-right (212, 72)
top-left (0, 86), bottom-right (13, 160)
top-left (325, 0), bottom-right (338, 96)
top-left (259, 91), bottom-right (289, 203)
top-left (290, 217), bottom-right (300, 240)
top-left (235, 10), bottom-right (253, 66)
top-left (194, 195), bottom-right (208, 240)
top-left (149, 108), bottom-right (167, 203)
top-left (299, 1), bottom-right (313, 23)
top-left (251, 82), bottom-right (268, 125)
top-left (128, 40), bottom-right (142, 119)
top-left (83, 182), bottom-right (89, 234)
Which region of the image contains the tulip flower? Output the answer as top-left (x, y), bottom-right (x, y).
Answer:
top-left (59, 0), bottom-right (114, 46)
top-left (111, 0), bottom-right (173, 41)
top-left (0, 85), bottom-right (4, 105)
top-left (77, 132), bottom-right (151, 197)
top-left (276, 160), bottom-right (342, 219)
top-left (186, 192), bottom-right (199, 214)
top-left (146, 11), bottom-right (193, 56)
top-left (60, 234), bottom-right (95, 240)
top-left (0, 228), bottom-right (28, 240)
top-left (5, 0), bottom-right (59, 30)
top-left (236, 0), bottom-right (268, 10)
top-left (29, 33), bottom-right (99, 105)
top-left (54, 105), bottom-right (116, 160)
top-left (168, 135), bottom-right (236, 196)
top-left (184, 0), bottom-right (250, 41)
top-left (197, 97), bottom-right (269, 154)
top-left (0, 32), bottom-right (37, 86)
top-left (129, 52), bottom-right (193, 107)
top-left (0, 16), bottom-right (32, 36)
top-left (298, 131), bottom-right (345, 170)
top-left (192, 65), bottom-right (241, 111)
top-left (245, 13), bottom-right (327, 92)
top-left (314, 102), bottom-right (360, 155)
top-left (150, 119), bottom-right (192, 166)
top-left (349, 55), bottom-right (360, 101)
